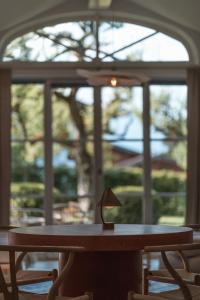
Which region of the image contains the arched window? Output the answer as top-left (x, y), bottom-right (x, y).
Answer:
top-left (3, 21), bottom-right (189, 62)
top-left (5, 20), bottom-right (188, 226)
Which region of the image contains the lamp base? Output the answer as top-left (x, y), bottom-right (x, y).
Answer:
top-left (103, 222), bottom-right (114, 230)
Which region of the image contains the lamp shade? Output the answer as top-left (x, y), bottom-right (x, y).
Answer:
top-left (98, 188), bottom-right (121, 207)
top-left (77, 69), bottom-right (150, 87)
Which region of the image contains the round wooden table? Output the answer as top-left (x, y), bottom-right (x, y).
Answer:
top-left (9, 224), bottom-right (193, 300)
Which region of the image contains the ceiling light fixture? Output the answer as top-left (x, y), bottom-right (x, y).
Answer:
top-left (110, 76), bottom-right (118, 87)
top-left (77, 69), bottom-right (150, 87)
top-left (88, 0), bottom-right (112, 9)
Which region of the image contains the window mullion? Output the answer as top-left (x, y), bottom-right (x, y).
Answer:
top-left (44, 80), bottom-right (53, 225)
top-left (143, 82), bottom-right (152, 224)
top-left (94, 86), bottom-right (103, 223)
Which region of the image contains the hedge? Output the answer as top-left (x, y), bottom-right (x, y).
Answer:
top-left (104, 186), bottom-right (162, 224)
top-left (11, 167), bottom-right (186, 223)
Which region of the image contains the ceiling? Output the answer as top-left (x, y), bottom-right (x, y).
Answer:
top-left (0, 0), bottom-right (199, 33)
top-left (0, 0), bottom-right (64, 31)
top-left (132, 0), bottom-right (200, 33)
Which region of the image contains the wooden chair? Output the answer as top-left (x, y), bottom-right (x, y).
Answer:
top-left (0, 244), bottom-right (92, 300)
top-left (131, 243), bottom-right (200, 300)
top-left (0, 226), bottom-right (58, 288)
top-left (143, 224), bottom-right (200, 294)
top-left (128, 292), bottom-right (167, 300)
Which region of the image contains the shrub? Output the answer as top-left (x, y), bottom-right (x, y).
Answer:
top-left (104, 168), bottom-right (142, 188)
top-left (152, 170), bottom-right (186, 192)
top-left (104, 186), bottom-right (161, 224)
top-left (11, 182), bottom-right (61, 210)
top-left (54, 166), bottom-right (77, 195)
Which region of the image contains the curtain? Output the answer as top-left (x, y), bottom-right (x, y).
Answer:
top-left (0, 68), bottom-right (11, 225)
top-left (186, 68), bottom-right (200, 224)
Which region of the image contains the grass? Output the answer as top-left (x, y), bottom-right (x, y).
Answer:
top-left (158, 215), bottom-right (185, 226)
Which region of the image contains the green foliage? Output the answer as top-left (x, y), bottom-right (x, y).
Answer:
top-left (104, 167), bottom-right (186, 191)
top-left (103, 167), bottom-right (186, 223)
top-left (54, 166), bottom-right (77, 195)
top-left (104, 186), bottom-right (161, 224)
top-left (104, 186), bottom-right (143, 223)
top-left (11, 147), bottom-right (43, 182)
top-left (5, 34), bottom-right (35, 60)
top-left (11, 167), bottom-right (186, 223)
top-left (151, 90), bottom-right (187, 138)
top-left (4, 21), bottom-right (124, 62)
top-left (12, 84), bottom-right (43, 142)
top-left (158, 196), bottom-right (185, 217)
top-left (11, 182), bottom-right (61, 209)
top-left (104, 167), bottom-right (142, 188)
top-left (152, 169), bottom-right (186, 192)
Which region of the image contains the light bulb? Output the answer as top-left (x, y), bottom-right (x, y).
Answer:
top-left (110, 77), bottom-right (117, 87)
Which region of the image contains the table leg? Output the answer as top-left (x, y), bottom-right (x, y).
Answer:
top-left (60, 251), bottom-right (142, 300)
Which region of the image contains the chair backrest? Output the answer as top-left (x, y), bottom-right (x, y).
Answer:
top-left (0, 244), bottom-right (86, 300)
top-left (144, 243), bottom-right (200, 300)
top-left (129, 291), bottom-right (166, 300)
top-left (0, 226), bottom-right (19, 268)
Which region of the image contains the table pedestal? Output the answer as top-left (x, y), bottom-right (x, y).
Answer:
top-left (60, 251), bottom-right (142, 300)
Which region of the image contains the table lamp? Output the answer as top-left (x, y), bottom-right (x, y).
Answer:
top-left (98, 187), bottom-right (121, 230)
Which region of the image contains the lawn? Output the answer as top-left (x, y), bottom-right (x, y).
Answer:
top-left (158, 216), bottom-right (185, 226)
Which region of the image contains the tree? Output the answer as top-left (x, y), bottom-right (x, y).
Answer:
top-left (151, 89), bottom-right (186, 139)
top-left (151, 87), bottom-right (187, 169)
top-left (8, 21), bottom-right (135, 212)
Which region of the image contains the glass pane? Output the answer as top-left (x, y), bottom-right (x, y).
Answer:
top-left (53, 141), bottom-right (94, 224)
top-left (5, 22), bottom-right (96, 62)
top-left (11, 84), bottom-right (44, 226)
top-left (11, 141), bottom-right (44, 226)
top-left (99, 22), bottom-right (188, 62)
top-left (99, 22), bottom-right (155, 61)
top-left (104, 193), bottom-right (144, 224)
top-left (52, 86), bottom-right (94, 224)
top-left (153, 195), bottom-right (186, 226)
top-left (11, 84), bottom-right (43, 141)
top-left (151, 140), bottom-right (186, 225)
top-left (103, 140), bottom-right (144, 224)
top-left (124, 33), bottom-right (188, 62)
top-left (102, 86), bottom-right (144, 224)
top-left (151, 141), bottom-right (187, 177)
top-left (4, 21), bottom-right (189, 62)
top-left (102, 87), bottom-right (143, 140)
top-left (103, 140), bottom-right (144, 185)
top-left (52, 87), bottom-right (93, 140)
top-left (150, 85), bottom-right (187, 139)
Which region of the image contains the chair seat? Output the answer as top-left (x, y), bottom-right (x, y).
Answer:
top-left (148, 269), bottom-right (199, 284)
top-left (132, 294), bottom-right (167, 300)
top-left (0, 293), bottom-right (89, 300)
top-left (153, 284), bottom-right (200, 299)
top-left (19, 293), bottom-right (89, 300)
top-left (4, 270), bottom-right (56, 286)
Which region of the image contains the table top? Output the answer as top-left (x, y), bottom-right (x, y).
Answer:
top-left (8, 224), bottom-right (193, 251)
top-left (0, 231), bottom-right (8, 245)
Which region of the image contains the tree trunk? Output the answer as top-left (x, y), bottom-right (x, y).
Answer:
top-left (54, 90), bottom-right (93, 216)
